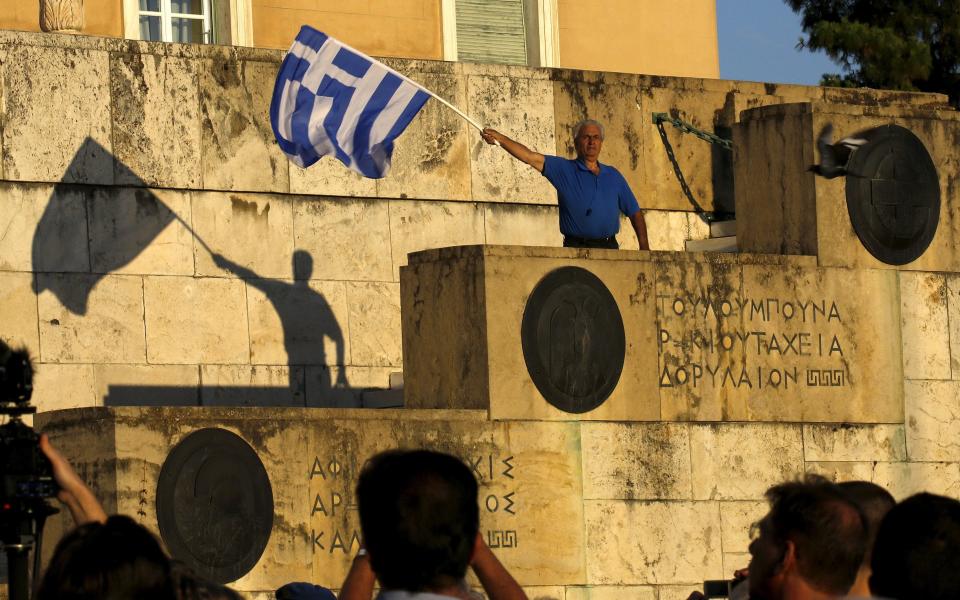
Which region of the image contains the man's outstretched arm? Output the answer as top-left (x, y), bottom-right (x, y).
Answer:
top-left (481, 128), bottom-right (545, 173)
top-left (630, 211), bottom-right (650, 250)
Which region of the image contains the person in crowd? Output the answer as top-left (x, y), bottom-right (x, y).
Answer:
top-left (835, 481), bottom-right (894, 598)
top-left (275, 581), bottom-right (337, 599)
top-left (338, 449), bottom-right (527, 600)
top-left (171, 561), bottom-right (245, 600)
top-left (870, 492), bottom-right (960, 600)
top-left (39, 433), bottom-right (108, 526)
top-left (36, 514), bottom-right (176, 600)
top-left (481, 120), bottom-right (649, 250)
top-left (746, 475), bottom-right (866, 600)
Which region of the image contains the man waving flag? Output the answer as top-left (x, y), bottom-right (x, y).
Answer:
top-left (271, 26), bottom-right (439, 178)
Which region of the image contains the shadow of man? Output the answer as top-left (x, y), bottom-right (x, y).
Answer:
top-left (212, 250), bottom-right (348, 397)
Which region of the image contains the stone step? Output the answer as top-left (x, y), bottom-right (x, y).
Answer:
top-left (361, 388), bottom-right (404, 408)
top-left (685, 236), bottom-right (737, 253)
top-left (710, 219), bottom-right (737, 238)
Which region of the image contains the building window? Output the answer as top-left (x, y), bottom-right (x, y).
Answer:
top-left (442, 0), bottom-right (558, 67)
top-left (124, 0), bottom-right (253, 46)
top-left (138, 0), bottom-right (212, 44)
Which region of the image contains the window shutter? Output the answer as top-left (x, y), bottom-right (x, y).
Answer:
top-left (455, 0), bottom-right (528, 65)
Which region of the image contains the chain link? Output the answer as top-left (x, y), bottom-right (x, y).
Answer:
top-left (652, 112), bottom-right (733, 150)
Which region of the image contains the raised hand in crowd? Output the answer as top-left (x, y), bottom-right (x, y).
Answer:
top-left (39, 433), bottom-right (107, 525)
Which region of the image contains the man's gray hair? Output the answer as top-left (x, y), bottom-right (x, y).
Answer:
top-left (573, 119), bottom-right (605, 141)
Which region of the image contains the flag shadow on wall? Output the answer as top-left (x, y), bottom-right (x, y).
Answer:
top-left (30, 137), bottom-right (383, 408)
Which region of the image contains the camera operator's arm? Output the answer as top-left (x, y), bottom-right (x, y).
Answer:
top-left (39, 434), bottom-right (107, 525)
top-left (470, 533), bottom-right (527, 600)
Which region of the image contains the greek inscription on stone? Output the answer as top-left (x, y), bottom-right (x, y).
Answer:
top-left (486, 530), bottom-right (518, 548)
top-left (657, 294), bottom-right (849, 390)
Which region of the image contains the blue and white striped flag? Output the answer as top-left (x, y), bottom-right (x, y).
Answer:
top-left (270, 26), bottom-right (431, 178)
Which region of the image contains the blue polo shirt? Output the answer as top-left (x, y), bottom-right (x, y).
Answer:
top-left (542, 155), bottom-right (641, 238)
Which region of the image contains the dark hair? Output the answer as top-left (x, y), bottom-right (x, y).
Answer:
top-left (836, 480), bottom-right (894, 565)
top-left (37, 515), bottom-right (175, 600)
top-left (356, 449), bottom-right (479, 592)
top-left (870, 492), bottom-right (960, 600)
top-left (764, 475), bottom-right (867, 595)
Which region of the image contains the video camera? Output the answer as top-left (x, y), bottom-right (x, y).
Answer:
top-left (0, 338), bottom-right (58, 600)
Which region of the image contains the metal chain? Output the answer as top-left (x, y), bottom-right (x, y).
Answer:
top-left (652, 112), bottom-right (733, 150)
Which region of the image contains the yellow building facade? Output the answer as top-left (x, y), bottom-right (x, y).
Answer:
top-left (2, 0), bottom-right (718, 78)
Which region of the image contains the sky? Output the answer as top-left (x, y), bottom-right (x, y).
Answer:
top-left (716, 0), bottom-right (839, 85)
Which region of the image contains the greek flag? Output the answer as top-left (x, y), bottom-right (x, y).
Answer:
top-left (270, 26), bottom-right (431, 178)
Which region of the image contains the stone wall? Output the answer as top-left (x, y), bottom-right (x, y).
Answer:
top-left (0, 29), bottom-right (948, 413)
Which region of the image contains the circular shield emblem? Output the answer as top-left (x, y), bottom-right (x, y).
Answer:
top-left (521, 267), bottom-right (625, 413)
top-left (845, 124), bottom-right (940, 265)
top-left (156, 428), bottom-right (273, 584)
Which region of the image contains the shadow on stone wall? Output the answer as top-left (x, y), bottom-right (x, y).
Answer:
top-left (30, 137), bottom-right (363, 407)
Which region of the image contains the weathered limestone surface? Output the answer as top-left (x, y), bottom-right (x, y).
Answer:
top-left (110, 52), bottom-right (202, 188)
top-left (88, 188), bottom-right (196, 276)
top-left (719, 501), bottom-right (766, 554)
top-left (0, 271), bottom-right (40, 353)
top-left (292, 198), bottom-right (393, 282)
top-left (388, 200), bottom-right (486, 278)
top-left (38, 274), bottom-right (146, 363)
top-left (689, 424), bottom-right (804, 500)
top-left (199, 55), bottom-right (289, 192)
top-left (901, 271), bottom-right (951, 380)
top-left (584, 500), bottom-right (723, 584)
top-left (904, 380), bottom-right (960, 461)
top-left (1, 183), bottom-right (88, 273)
top-left (143, 275), bottom-right (249, 364)
top-left (803, 424), bottom-right (907, 462)
top-left (2, 43), bottom-right (112, 184)
top-left (581, 423), bottom-right (692, 500)
top-left (346, 282), bottom-right (401, 367)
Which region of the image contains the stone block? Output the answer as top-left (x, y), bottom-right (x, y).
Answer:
top-left (659, 585), bottom-right (719, 600)
top-left (946, 275), bottom-right (960, 377)
top-left (904, 380), bottom-right (960, 461)
top-left (288, 157), bottom-right (377, 198)
top-left (200, 56), bottom-right (288, 192)
top-left (377, 70), bottom-right (471, 201)
top-left (719, 501), bottom-right (767, 554)
top-left (871, 462), bottom-right (960, 499)
top-left (642, 210), bottom-right (698, 251)
top-left (467, 74), bottom-right (556, 204)
top-left (32, 363), bottom-right (97, 412)
top-left (689, 424), bottom-right (803, 500)
top-left (388, 200), bottom-right (485, 278)
top-left (192, 192), bottom-right (295, 279)
top-left (805, 461), bottom-right (876, 484)
top-left (522, 586), bottom-right (566, 600)
top-left (1, 183), bottom-right (88, 273)
top-left (144, 275), bottom-right (249, 364)
top-left (292, 197), bottom-right (393, 282)
top-left (580, 423), bottom-right (692, 500)
top-left (901, 272), bottom-right (950, 380)
top-left (304, 365), bottom-right (395, 408)
top-left (565, 586), bottom-right (657, 600)
top-left (2, 44), bottom-right (112, 184)
top-left (658, 258), bottom-right (903, 423)
top-left (199, 365), bottom-right (304, 406)
top-left (88, 187), bottom-right (195, 276)
top-left (403, 246), bottom-right (660, 421)
top-left (584, 500), bottom-right (723, 584)
top-left (37, 274), bottom-right (146, 363)
top-left (722, 554), bottom-right (752, 578)
top-left (347, 282), bottom-right (401, 367)
top-left (110, 52), bottom-right (202, 188)
top-left (483, 204), bottom-right (562, 248)
top-left (246, 278), bottom-right (349, 368)
top-left (803, 424), bottom-right (907, 462)
top-left (0, 271), bottom-right (40, 354)
top-left (94, 364), bottom-right (200, 406)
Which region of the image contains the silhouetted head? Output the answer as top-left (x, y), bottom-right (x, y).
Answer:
top-left (870, 492), bottom-right (960, 600)
top-left (837, 480), bottom-right (894, 567)
top-left (293, 250), bottom-right (313, 281)
top-left (356, 449), bottom-right (479, 593)
top-left (37, 515), bottom-right (175, 600)
top-left (748, 475), bottom-right (867, 600)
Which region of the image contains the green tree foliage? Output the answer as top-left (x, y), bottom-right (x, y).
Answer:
top-left (785, 0), bottom-right (960, 104)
